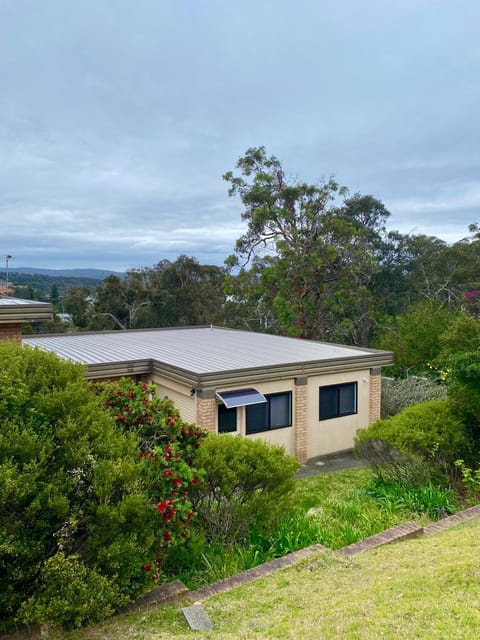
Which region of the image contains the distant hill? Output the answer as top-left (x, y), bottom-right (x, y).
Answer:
top-left (10, 267), bottom-right (125, 279)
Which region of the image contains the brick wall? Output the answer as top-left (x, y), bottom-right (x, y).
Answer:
top-left (369, 369), bottom-right (382, 424)
top-left (0, 322), bottom-right (22, 342)
top-left (294, 379), bottom-right (308, 463)
top-left (196, 397), bottom-right (216, 433)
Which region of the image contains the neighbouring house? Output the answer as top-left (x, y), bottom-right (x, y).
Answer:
top-left (0, 297), bottom-right (393, 462)
top-left (0, 296), bottom-right (52, 340)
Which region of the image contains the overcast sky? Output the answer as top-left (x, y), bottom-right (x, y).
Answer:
top-left (1, 0), bottom-right (479, 271)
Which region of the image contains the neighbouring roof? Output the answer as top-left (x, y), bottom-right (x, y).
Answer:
top-left (23, 326), bottom-right (393, 387)
top-left (0, 297), bottom-right (52, 323)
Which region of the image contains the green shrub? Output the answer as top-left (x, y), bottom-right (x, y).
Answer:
top-left (0, 346), bottom-right (206, 630)
top-left (355, 399), bottom-right (468, 484)
top-left (454, 459), bottom-right (480, 504)
top-left (381, 376), bottom-right (446, 418)
top-left (191, 434), bottom-right (299, 543)
top-left (19, 554), bottom-right (118, 630)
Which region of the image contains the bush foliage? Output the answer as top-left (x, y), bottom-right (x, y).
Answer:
top-left (191, 434), bottom-right (299, 542)
top-left (355, 399), bottom-right (468, 484)
top-left (0, 344), bottom-right (205, 630)
top-left (381, 376), bottom-right (447, 418)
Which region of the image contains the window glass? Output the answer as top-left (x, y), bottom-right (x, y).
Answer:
top-left (270, 393), bottom-right (292, 428)
top-left (339, 383), bottom-right (356, 416)
top-left (246, 402), bottom-right (268, 434)
top-left (218, 404), bottom-right (237, 433)
top-left (319, 382), bottom-right (357, 420)
top-left (246, 392), bottom-right (292, 433)
top-left (319, 386), bottom-right (338, 420)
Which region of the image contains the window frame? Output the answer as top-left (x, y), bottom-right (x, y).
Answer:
top-left (319, 382), bottom-right (357, 421)
top-left (246, 391), bottom-right (292, 434)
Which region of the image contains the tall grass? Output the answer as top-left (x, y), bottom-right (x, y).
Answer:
top-left (164, 467), bottom-right (451, 589)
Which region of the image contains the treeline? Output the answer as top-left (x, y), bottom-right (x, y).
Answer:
top-left (4, 272), bottom-right (102, 302)
top-left (18, 147), bottom-right (480, 367)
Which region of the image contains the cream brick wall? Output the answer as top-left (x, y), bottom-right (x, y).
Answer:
top-left (369, 371), bottom-right (382, 423)
top-left (294, 383), bottom-right (308, 463)
top-left (196, 397), bottom-right (216, 433)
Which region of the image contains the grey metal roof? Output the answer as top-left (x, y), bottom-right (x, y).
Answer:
top-left (23, 327), bottom-right (393, 383)
top-left (0, 297), bottom-right (52, 322)
top-left (0, 297), bottom-right (51, 306)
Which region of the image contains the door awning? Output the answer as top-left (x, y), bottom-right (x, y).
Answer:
top-left (216, 388), bottom-right (267, 409)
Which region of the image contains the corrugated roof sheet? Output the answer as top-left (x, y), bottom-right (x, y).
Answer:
top-left (0, 297), bottom-right (50, 307)
top-left (23, 327), bottom-right (378, 375)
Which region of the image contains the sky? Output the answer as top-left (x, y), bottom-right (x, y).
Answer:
top-left (1, 0), bottom-right (479, 271)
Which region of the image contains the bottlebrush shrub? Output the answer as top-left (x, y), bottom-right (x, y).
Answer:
top-left (93, 378), bottom-right (207, 580)
top-left (93, 377), bottom-right (206, 466)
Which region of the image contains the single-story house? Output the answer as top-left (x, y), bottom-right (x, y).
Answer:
top-left (1, 297), bottom-right (393, 462)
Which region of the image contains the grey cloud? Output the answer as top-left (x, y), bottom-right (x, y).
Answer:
top-left (1, 0), bottom-right (479, 269)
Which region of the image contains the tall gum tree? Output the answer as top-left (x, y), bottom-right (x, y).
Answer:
top-left (224, 146), bottom-right (392, 345)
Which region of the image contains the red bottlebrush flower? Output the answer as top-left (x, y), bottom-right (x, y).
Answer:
top-left (149, 451), bottom-right (155, 459)
top-left (163, 509), bottom-right (175, 522)
top-left (140, 451), bottom-right (147, 458)
top-left (157, 500), bottom-right (168, 514)
top-left (173, 477), bottom-right (183, 486)
top-left (164, 469), bottom-right (173, 477)
top-left (164, 531), bottom-right (171, 543)
top-left (124, 406), bottom-right (131, 413)
top-left (116, 414), bottom-right (126, 423)
top-left (141, 564), bottom-right (153, 572)
top-left (115, 390), bottom-right (124, 396)
top-left (192, 476), bottom-right (200, 485)
top-left (181, 531), bottom-right (189, 538)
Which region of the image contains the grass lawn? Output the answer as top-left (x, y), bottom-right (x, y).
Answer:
top-left (69, 517), bottom-right (480, 640)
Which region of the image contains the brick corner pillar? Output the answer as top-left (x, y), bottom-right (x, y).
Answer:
top-left (196, 388), bottom-right (217, 433)
top-left (0, 322), bottom-right (22, 342)
top-left (294, 376), bottom-right (308, 464)
top-left (369, 367), bottom-right (382, 424)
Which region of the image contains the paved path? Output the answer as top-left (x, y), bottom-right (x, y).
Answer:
top-left (295, 449), bottom-right (369, 479)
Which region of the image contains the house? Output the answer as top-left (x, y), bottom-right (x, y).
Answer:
top-left (0, 297), bottom-right (393, 462)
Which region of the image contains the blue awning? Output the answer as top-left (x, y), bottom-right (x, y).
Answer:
top-left (216, 388), bottom-right (267, 409)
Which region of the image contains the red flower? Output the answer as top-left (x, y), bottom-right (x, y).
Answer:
top-left (157, 500), bottom-right (169, 514)
top-left (164, 531), bottom-right (171, 543)
top-left (173, 477), bottom-right (183, 486)
top-left (141, 564), bottom-right (153, 572)
top-left (192, 477), bottom-right (200, 485)
top-left (164, 469), bottom-right (173, 477)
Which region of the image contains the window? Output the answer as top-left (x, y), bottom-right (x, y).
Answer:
top-left (218, 403), bottom-right (237, 433)
top-left (246, 391), bottom-right (292, 434)
top-left (319, 382), bottom-right (357, 420)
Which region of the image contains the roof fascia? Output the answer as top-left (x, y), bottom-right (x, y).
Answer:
top-left (83, 351), bottom-right (393, 388)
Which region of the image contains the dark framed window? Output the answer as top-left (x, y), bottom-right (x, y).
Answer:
top-left (218, 403), bottom-right (237, 433)
top-left (319, 382), bottom-right (357, 420)
top-left (246, 392), bottom-right (292, 434)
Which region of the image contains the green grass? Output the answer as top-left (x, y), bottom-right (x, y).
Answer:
top-left (161, 467), bottom-right (449, 591)
top-left (68, 518), bottom-right (480, 639)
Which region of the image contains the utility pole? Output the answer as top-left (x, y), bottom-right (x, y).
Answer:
top-left (5, 255), bottom-right (13, 295)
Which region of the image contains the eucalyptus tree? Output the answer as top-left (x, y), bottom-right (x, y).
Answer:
top-left (224, 146), bottom-right (392, 344)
